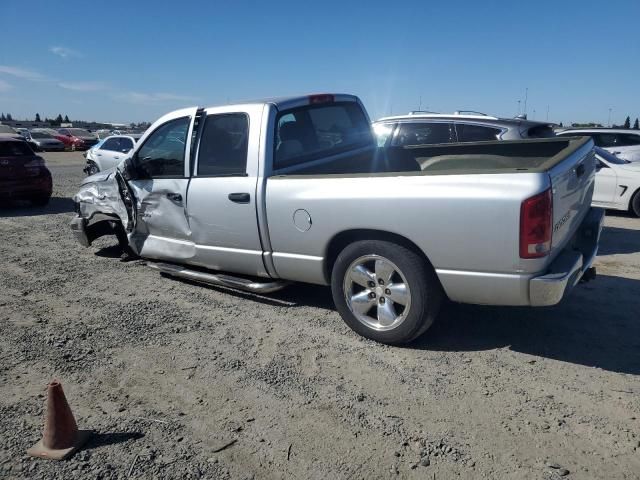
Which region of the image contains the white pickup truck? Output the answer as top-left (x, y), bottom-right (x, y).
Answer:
top-left (71, 94), bottom-right (604, 345)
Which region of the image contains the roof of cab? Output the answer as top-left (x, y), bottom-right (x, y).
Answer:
top-left (209, 93), bottom-right (360, 111)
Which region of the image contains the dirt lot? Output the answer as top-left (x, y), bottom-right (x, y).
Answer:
top-left (1, 151), bottom-right (639, 479)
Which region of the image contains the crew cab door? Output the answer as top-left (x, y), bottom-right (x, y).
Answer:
top-left (125, 108), bottom-right (197, 261)
top-left (186, 104), bottom-right (268, 277)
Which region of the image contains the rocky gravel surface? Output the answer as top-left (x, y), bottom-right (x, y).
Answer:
top-left (1, 152), bottom-right (639, 479)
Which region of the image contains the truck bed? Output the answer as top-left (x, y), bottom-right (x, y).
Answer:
top-left (276, 137), bottom-right (592, 177)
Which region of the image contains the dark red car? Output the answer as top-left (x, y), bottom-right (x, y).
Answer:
top-left (0, 139), bottom-right (52, 206)
top-left (56, 128), bottom-right (99, 151)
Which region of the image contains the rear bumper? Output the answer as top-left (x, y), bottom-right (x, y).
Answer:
top-left (436, 207), bottom-right (605, 306)
top-left (0, 173), bottom-right (52, 200)
top-left (529, 207), bottom-right (604, 306)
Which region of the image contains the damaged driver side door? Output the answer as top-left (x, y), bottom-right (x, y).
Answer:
top-left (125, 110), bottom-right (196, 261)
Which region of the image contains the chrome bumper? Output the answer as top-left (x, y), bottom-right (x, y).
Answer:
top-left (529, 207), bottom-right (605, 306)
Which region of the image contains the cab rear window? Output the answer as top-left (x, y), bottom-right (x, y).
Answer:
top-left (274, 101), bottom-right (372, 170)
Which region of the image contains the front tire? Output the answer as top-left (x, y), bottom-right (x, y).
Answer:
top-left (631, 190), bottom-right (640, 217)
top-left (331, 240), bottom-right (442, 345)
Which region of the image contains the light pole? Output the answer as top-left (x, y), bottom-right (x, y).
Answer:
top-left (608, 108), bottom-right (612, 127)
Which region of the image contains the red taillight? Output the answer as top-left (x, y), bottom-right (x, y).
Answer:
top-left (520, 188), bottom-right (552, 259)
top-left (308, 94), bottom-right (334, 104)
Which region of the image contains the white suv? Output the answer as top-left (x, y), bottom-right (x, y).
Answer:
top-left (84, 134), bottom-right (141, 175)
top-left (556, 128), bottom-right (640, 162)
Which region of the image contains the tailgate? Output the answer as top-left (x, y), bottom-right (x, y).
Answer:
top-left (548, 139), bottom-right (596, 255)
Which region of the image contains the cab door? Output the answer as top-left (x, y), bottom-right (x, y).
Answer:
top-left (125, 108), bottom-right (197, 261)
top-left (186, 104), bottom-right (268, 277)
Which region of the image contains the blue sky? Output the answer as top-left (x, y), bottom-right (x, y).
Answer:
top-left (0, 1), bottom-right (638, 125)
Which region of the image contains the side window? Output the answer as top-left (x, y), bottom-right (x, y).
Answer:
top-left (120, 138), bottom-right (134, 151)
top-left (616, 134), bottom-right (640, 146)
top-left (100, 138), bottom-right (119, 151)
top-left (594, 134), bottom-right (615, 147)
top-left (135, 117), bottom-right (189, 178)
top-left (456, 123), bottom-right (501, 142)
top-left (197, 113), bottom-right (249, 176)
top-left (392, 122), bottom-right (454, 146)
top-left (373, 123), bottom-right (395, 147)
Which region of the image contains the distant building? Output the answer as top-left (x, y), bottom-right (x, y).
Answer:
top-left (0, 119), bottom-right (49, 128)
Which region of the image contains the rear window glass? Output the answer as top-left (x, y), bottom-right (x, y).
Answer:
top-left (68, 129), bottom-right (93, 136)
top-left (526, 125), bottom-right (555, 138)
top-left (392, 122), bottom-right (454, 146)
top-left (0, 141), bottom-right (33, 156)
top-left (456, 123), bottom-right (501, 142)
top-left (274, 101), bottom-right (372, 170)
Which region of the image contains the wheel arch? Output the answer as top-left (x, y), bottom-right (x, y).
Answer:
top-left (629, 186), bottom-right (640, 215)
top-left (324, 229), bottom-right (437, 284)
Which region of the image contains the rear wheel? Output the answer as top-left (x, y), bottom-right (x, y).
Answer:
top-left (331, 240), bottom-right (442, 345)
top-left (631, 190), bottom-right (640, 217)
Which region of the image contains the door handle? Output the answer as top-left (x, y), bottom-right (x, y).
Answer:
top-left (228, 192), bottom-right (250, 204)
top-left (166, 192), bottom-right (183, 203)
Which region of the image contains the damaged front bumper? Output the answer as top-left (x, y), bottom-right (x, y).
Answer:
top-left (70, 168), bottom-right (132, 248)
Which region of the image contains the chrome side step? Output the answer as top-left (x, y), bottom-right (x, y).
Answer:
top-left (147, 261), bottom-right (289, 294)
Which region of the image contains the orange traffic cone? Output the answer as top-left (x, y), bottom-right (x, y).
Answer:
top-left (27, 380), bottom-right (92, 460)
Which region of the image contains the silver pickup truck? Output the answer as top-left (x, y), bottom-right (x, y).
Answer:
top-left (70, 93), bottom-right (604, 345)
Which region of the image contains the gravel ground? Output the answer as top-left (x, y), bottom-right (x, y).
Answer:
top-left (1, 152), bottom-right (639, 479)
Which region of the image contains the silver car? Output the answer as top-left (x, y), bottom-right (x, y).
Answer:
top-left (25, 130), bottom-right (65, 151)
top-left (84, 134), bottom-right (141, 174)
top-left (373, 111), bottom-right (556, 147)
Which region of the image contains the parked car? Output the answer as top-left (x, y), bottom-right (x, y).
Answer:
top-left (592, 146), bottom-right (640, 216)
top-left (373, 111), bottom-right (556, 148)
top-left (84, 134), bottom-right (142, 174)
top-left (70, 94), bottom-right (602, 345)
top-left (556, 128), bottom-right (640, 162)
top-left (0, 124), bottom-right (25, 140)
top-left (0, 138), bottom-right (52, 205)
top-left (24, 130), bottom-right (65, 151)
top-left (56, 128), bottom-right (99, 151)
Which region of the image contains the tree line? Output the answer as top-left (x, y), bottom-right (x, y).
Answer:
top-left (0, 112), bottom-right (151, 130)
top-left (572, 116), bottom-right (639, 129)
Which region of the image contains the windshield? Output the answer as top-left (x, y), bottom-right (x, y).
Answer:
top-left (0, 125), bottom-right (17, 134)
top-left (68, 128), bottom-right (94, 136)
top-left (596, 146), bottom-right (630, 164)
top-left (30, 131), bottom-right (54, 139)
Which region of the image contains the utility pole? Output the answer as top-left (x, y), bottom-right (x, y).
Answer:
top-left (608, 108), bottom-right (612, 127)
top-left (517, 100), bottom-right (521, 116)
top-left (524, 88), bottom-right (528, 115)
top-left (546, 105), bottom-right (549, 121)
top-left (533, 109), bottom-right (536, 120)
top-left (418, 96), bottom-right (422, 111)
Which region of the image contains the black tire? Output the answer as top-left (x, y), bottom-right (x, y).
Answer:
top-left (86, 161), bottom-right (100, 176)
top-left (631, 190), bottom-right (640, 217)
top-left (331, 240), bottom-right (443, 345)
